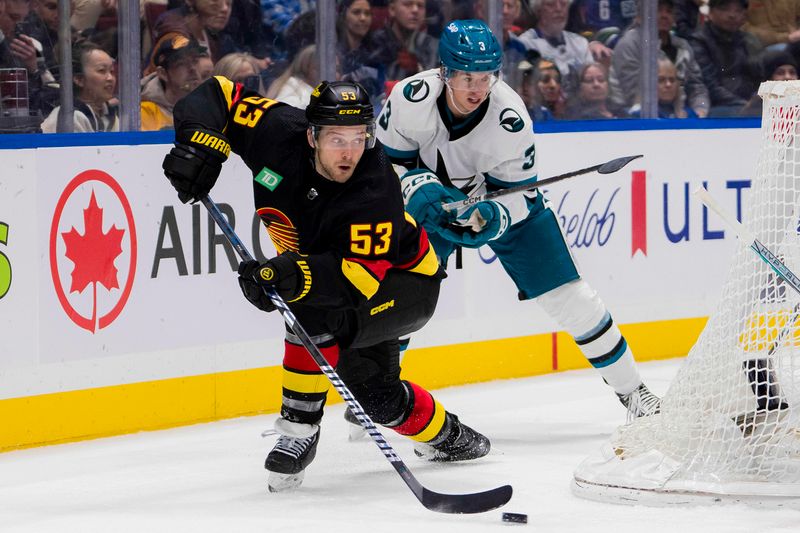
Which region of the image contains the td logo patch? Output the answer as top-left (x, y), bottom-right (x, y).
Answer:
top-left (403, 80), bottom-right (430, 102)
top-left (255, 167), bottom-right (284, 191)
top-left (499, 108), bottom-right (524, 133)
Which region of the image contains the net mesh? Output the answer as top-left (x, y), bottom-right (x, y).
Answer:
top-left (599, 81), bottom-right (800, 494)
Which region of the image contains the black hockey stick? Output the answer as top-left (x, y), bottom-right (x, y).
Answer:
top-left (441, 154), bottom-right (643, 213)
top-left (200, 195), bottom-right (512, 514)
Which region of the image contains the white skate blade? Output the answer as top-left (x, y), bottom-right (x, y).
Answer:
top-left (347, 423), bottom-right (367, 441)
top-left (268, 470), bottom-right (305, 493)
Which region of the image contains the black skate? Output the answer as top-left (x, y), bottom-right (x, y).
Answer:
top-left (265, 419), bottom-right (320, 492)
top-left (617, 383), bottom-right (661, 421)
top-left (414, 413), bottom-right (491, 462)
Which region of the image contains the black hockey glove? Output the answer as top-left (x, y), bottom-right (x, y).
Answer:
top-left (162, 128), bottom-right (231, 203)
top-left (237, 252), bottom-right (308, 313)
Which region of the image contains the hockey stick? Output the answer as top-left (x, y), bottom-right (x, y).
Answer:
top-left (441, 154), bottom-right (643, 213)
top-left (693, 186), bottom-right (794, 415)
top-left (199, 195), bottom-right (512, 514)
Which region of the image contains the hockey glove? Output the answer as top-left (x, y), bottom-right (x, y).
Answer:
top-left (438, 201), bottom-right (510, 248)
top-left (400, 169), bottom-right (457, 228)
top-left (237, 252), bottom-right (308, 313)
top-left (162, 128), bottom-right (231, 203)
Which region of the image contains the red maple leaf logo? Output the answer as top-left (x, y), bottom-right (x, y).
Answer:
top-left (61, 191), bottom-right (125, 331)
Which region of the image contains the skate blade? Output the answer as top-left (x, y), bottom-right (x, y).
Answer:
top-left (347, 424), bottom-right (368, 441)
top-left (268, 470), bottom-right (305, 493)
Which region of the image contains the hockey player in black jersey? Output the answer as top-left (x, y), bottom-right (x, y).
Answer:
top-left (162, 79), bottom-right (490, 492)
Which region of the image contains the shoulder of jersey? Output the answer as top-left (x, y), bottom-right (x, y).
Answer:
top-left (488, 81), bottom-right (533, 135)
top-left (391, 69), bottom-right (441, 106)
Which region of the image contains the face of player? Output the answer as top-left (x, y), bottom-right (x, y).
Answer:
top-left (75, 49), bottom-right (116, 105)
top-left (579, 64), bottom-right (608, 104)
top-left (389, 0), bottom-right (425, 32)
top-left (345, 0), bottom-right (372, 39)
top-left (444, 69), bottom-right (496, 117)
top-left (308, 125), bottom-right (368, 183)
top-left (657, 62), bottom-right (678, 104)
top-left (772, 64), bottom-right (799, 81)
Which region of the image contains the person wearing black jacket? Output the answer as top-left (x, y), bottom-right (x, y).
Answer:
top-left (162, 79), bottom-right (491, 493)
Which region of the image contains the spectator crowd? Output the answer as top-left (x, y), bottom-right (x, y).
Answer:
top-left (1, 0), bottom-right (798, 133)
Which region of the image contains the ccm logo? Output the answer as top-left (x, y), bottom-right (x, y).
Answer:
top-left (370, 299), bottom-right (395, 315)
top-left (339, 109), bottom-right (362, 114)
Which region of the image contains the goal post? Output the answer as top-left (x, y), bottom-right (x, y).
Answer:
top-left (572, 81), bottom-right (800, 508)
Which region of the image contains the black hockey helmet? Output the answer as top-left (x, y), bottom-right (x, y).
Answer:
top-left (306, 81), bottom-right (376, 149)
top-left (306, 81), bottom-right (374, 126)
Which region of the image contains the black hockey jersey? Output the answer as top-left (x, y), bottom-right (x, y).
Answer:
top-left (173, 76), bottom-right (439, 309)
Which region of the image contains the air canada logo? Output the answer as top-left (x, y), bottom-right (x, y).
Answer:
top-left (50, 170), bottom-right (137, 333)
top-left (403, 80), bottom-right (430, 102)
top-left (499, 108), bottom-right (524, 132)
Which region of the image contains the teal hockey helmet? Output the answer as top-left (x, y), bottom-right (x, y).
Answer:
top-left (439, 19), bottom-right (503, 73)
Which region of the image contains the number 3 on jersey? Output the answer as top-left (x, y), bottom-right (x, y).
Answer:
top-left (351, 222), bottom-right (392, 255)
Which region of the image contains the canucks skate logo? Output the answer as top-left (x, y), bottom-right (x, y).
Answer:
top-left (403, 80), bottom-right (430, 103)
top-left (499, 108), bottom-right (524, 133)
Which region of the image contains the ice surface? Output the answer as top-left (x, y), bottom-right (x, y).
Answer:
top-left (1, 359), bottom-right (797, 532)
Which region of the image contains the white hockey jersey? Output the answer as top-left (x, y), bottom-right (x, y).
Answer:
top-left (376, 69), bottom-right (539, 227)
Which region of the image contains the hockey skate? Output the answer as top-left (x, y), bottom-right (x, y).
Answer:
top-left (414, 413), bottom-right (491, 462)
top-left (617, 383), bottom-right (661, 421)
top-left (343, 407), bottom-right (367, 441)
top-left (264, 418), bottom-right (320, 493)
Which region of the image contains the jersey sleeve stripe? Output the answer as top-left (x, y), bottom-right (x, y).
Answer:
top-left (484, 172), bottom-right (538, 188)
top-left (213, 75), bottom-right (235, 111)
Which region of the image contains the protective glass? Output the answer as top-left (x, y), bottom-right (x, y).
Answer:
top-left (313, 124), bottom-right (376, 150)
top-left (443, 67), bottom-right (500, 92)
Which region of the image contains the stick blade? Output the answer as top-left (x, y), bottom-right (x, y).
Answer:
top-left (420, 484), bottom-right (513, 514)
top-left (597, 154), bottom-right (643, 174)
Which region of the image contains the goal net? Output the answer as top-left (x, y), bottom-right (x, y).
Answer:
top-left (572, 81), bottom-right (800, 507)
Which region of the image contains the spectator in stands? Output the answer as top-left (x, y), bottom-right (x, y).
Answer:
top-left (689, 0), bottom-right (762, 116)
top-left (674, 0), bottom-right (703, 39)
top-left (265, 42), bottom-right (316, 107)
top-left (609, 0), bottom-right (709, 117)
top-left (517, 57), bottom-right (556, 121)
top-left (155, 0), bottom-right (237, 63)
top-left (197, 51), bottom-right (214, 78)
top-left (337, 0), bottom-right (385, 104)
top-left (261, 0), bottom-right (314, 35)
top-left (226, 0), bottom-right (276, 61)
top-left (744, 0), bottom-right (800, 48)
top-left (213, 51), bottom-right (265, 93)
top-left (140, 33), bottom-right (208, 131)
top-left (41, 41), bottom-right (118, 132)
top-left (533, 56), bottom-right (568, 118)
top-left (372, 0), bottom-right (438, 82)
top-left (565, 62), bottom-right (626, 118)
top-left (0, 0), bottom-right (57, 114)
top-left (567, 0), bottom-right (637, 63)
top-left (741, 49), bottom-right (798, 115)
top-left (516, 0), bottom-right (594, 97)
top-left (71, 0), bottom-right (116, 33)
top-left (630, 57), bottom-right (698, 117)
top-left (24, 0), bottom-right (58, 78)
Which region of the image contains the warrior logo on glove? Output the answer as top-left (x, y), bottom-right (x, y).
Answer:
top-left (259, 266), bottom-right (276, 282)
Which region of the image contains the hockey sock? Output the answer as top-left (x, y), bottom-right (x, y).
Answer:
top-left (280, 333), bottom-right (340, 424)
top-left (387, 381), bottom-right (447, 443)
top-left (537, 279), bottom-right (642, 396)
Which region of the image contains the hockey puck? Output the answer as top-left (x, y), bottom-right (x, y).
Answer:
top-left (501, 512), bottom-right (528, 524)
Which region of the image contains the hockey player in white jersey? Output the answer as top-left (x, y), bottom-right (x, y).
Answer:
top-left (375, 19), bottom-right (661, 419)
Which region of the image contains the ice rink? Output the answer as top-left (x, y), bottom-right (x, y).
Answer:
top-left (1, 358), bottom-right (797, 533)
